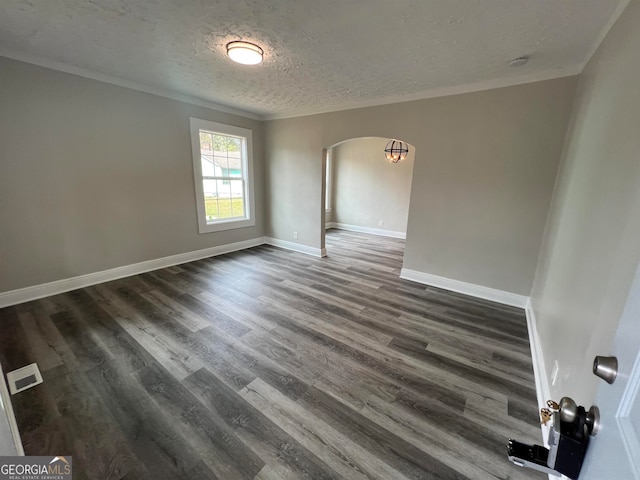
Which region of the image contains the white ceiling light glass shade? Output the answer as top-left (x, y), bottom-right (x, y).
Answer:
top-left (384, 139), bottom-right (409, 163)
top-left (226, 41), bottom-right (264, 65)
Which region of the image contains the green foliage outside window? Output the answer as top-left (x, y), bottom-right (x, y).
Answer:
top-left (200, 132), bottom-right (241, 152)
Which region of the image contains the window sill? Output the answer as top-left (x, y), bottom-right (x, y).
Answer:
top-left (198, 217), bottom-right (255, 234)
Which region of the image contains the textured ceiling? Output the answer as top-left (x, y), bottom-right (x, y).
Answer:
top-left (0, 0), bottom-right (626, 118)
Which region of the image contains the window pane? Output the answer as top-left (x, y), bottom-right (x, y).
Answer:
top-left (212, 180), bottom-right (244, 219)
top-left (200, 131), bottom-right (215, 176)
top-left (203, 178), bottom-right (218, 197)
top-left (218, 180), bottom-right (244, 218)
top-left (212, 133), bottom-right (239, 153)
top-left (199, 131), bottom-right (213, 152)
top-left (228, 151), bottom-right (242, 177)
top-left (229, 180), bottom-right (244, 218)
top-left (203, 179), bottom-right (219, 223)
top-left (214, 133), bottom-right (239, 170)
top-left (216, 181), bottom-right (233, 219)
top-left (201, 155), bottom-right (215, 176)
top-left (205, 197), bottom-right (219, 222)
top-left (214, 153), bottom-right (229, 173)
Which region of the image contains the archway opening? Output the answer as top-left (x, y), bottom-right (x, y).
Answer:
top-left (321, 136), bottom-right (416, 262)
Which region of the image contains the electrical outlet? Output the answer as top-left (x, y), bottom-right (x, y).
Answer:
top-left (293, 231), bottom-right (298, 240)
top-left (378, 220), bottom-right (384, 227)
top-left (551, 361), bottom-right (560, 386)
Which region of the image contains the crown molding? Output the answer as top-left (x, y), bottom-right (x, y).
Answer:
top-left (0, 50), bottom-right (262, 121)
top-left (262, 66), bottom-right (582, 120)
top-left (579, 0), bottom-right (631, 71)
top-left (3, 0), bottom-right (628, 126)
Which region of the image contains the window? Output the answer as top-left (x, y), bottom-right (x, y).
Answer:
top-left (190, 118), bottom-right (255, 233)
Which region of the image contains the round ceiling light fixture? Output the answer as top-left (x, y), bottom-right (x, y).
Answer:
top-left (226, 41), bottom-right (264, 65)
top-left (384, 139), bottom-right (409, 164)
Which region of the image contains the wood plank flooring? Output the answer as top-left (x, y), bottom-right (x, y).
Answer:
top-left (0, 230), bottom-right (545, 479)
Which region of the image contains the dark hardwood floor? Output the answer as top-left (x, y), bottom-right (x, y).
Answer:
top-left (0, 230), bottom-right (544, 479)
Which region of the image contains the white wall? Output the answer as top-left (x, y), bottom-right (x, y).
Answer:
top-left (0, 362), bottom-right (20, 455)
top-left (0, 398), bottom-right (18, 456)
top-left (331, 137), bottom-right (415, 235)
top-left (265, 77), bottom-right (577, 296)
top-left (0, 57), bottom-right (265, 293)
top-left (530, 0), bottom-right (640, 404)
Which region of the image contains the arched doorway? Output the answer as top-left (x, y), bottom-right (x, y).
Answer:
top-left (321, 136), bottom-right (415, 260)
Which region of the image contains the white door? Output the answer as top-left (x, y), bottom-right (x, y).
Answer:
top-left (581, 262), bottom-right (640, 479)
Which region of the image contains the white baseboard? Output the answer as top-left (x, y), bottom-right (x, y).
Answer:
top-left (264, 237), bottom-right (326, 258)
top-left (0, 235), bottom-right (331, 307)
top-left (525, 299), bottom-right (552, 447)
top-left (327, 222), bottom-right (406, 239)
top-left (0, 237), bottom-right (265, 308)
top-left (399, 268), bottom-right (528, 308)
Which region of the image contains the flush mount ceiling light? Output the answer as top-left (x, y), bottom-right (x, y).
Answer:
top-left (384, 139), bottom-right (409, 163)
top-left (226, 41), bottom-right (264, 65)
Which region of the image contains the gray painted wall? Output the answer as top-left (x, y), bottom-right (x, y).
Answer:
top-left (265, 77), bottom-right (577, 295)
top-left (0, 56), bottom-right (578, 303)
top-left (0, 57), bottom-right (265, 293)
top-left (331, 137), bottom-right (415, 234)
top-left (530, 1), bottom-right (640, 405)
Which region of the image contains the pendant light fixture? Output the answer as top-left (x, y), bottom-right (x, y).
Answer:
top-left (226, 41), bottom-right (264, 65)
top-left (384, 139), bottom-right (409, 163)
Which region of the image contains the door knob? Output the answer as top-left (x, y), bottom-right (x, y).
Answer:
top-left (559, 396), bottom-right (578, 423)
top-left (593, 356), bottom-right (618, 384)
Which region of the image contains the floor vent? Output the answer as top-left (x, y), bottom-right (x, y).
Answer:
top-left (6, 363), bottom-right (43, 395)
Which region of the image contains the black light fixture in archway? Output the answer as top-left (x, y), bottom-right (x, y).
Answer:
top-left (384, 139), bottom-right (409, 163)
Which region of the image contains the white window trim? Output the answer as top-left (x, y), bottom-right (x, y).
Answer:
top-left (190, 118), bottom-right (256, 234)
